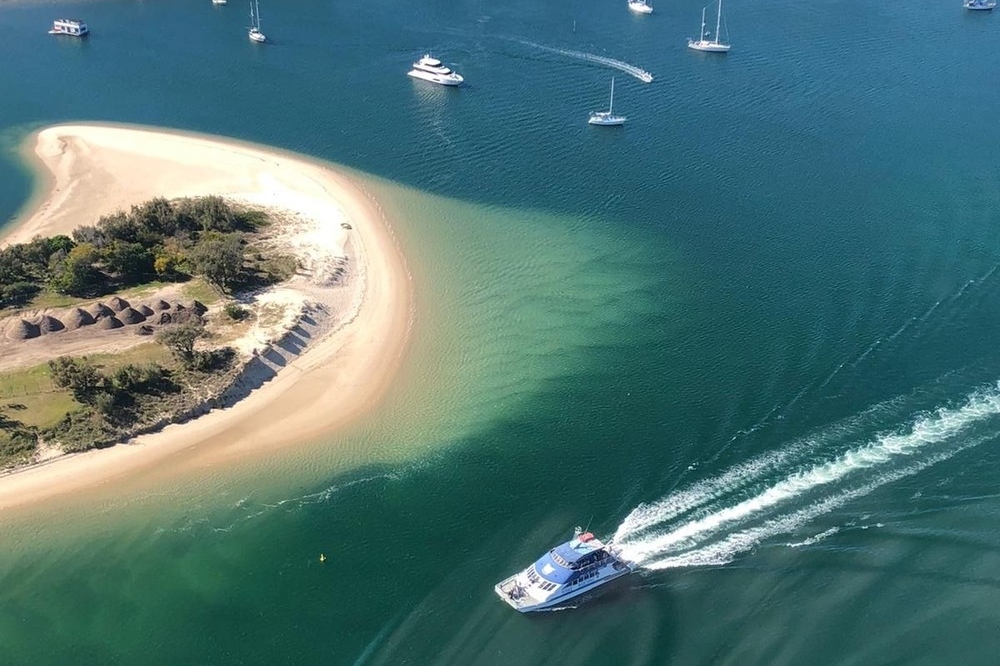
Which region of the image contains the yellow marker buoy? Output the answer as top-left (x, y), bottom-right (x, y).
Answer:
top-left (319, 553), bottom-right (327, 563)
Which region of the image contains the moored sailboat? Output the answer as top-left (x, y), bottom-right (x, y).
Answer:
top-left (688, 0), bottom-right (731, 52)
top-left (588, 77), bottom-right (627, 126)
top-left (248, 0), bottom-right (266, 42)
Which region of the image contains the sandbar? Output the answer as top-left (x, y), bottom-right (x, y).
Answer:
top-left (0, 123), bottom-right (411, 512)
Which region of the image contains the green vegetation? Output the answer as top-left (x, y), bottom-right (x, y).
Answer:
top-left (223, 303), bottom-right (250, 322)
top-left (0, 196), bottom-right (280, 310)
top-left (0, 332), bottom-right (238, 465)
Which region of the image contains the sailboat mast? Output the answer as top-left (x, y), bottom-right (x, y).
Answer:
top-left (700, 7), bottom-right (707, 41)
top-left (256, 0), bottom-right (261, 28)
top-left (714, 0), bottom-right (722, 45)
top-left (609, 78), bottom-right (615, 114)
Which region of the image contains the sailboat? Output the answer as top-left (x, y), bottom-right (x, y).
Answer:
top-left (688, 0), bottom-right (730, 53)
top-left (248, 0), bottom-right (266, 42)
top-left (212, 0), bottom-right (227, 6)
top-left (588, 77), bottom-right (626, 127)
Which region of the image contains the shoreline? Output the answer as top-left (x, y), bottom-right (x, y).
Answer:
top-left (0, 123), bottom-right (412, 512)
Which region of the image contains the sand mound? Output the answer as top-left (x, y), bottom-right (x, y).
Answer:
top-left (136, 304), bottom-right (154, 316)
top-left (62, 307), bottom-right (96, 330)
top-left (189, 300), bottom-right (208, 315)
top-left (154, 312), bottom-right (172, 325)
top-left (6, 319), bottom-right (41, 340)
top-left (172, 303), bottom-right (186, 312)
top-left (95, 316), bottom-right (124, 330)
top-left (136, 325), bottom-right (155, 336)
top-left (108, 296), bottom-right (131, 312)
top-left (118, 307), bottom-right (146, 324)
top-left (152, 299), bottom-right (171, 311)
top-left (87, 303), bottom-right (114, 319)
top-left (36, 315), bottom-right (65, 333)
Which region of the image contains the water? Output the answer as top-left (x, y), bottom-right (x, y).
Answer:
top-left (2, 0), bottom-right (1000, 663)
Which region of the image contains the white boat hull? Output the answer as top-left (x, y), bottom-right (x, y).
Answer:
top-left (688, 40), bottom-right (730, 52)
top-left (588, 115), bottom-right (626, 126)
top-left (965, 2), bottom-right (995, 8)
top-left (628, 1), bottom-right (654, 13)
top-left (249, 29), bottom-right (265, 42)
top-left (495, 566), bottom-right (631, 612)
top-left (407, 69), bottom-right (463, 86)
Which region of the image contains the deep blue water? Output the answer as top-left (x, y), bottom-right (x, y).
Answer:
top-left (2, 0), bottom-right (1000, 663)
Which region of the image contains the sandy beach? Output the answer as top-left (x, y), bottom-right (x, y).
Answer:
top-left (0, 124), bottom-right (411, 512)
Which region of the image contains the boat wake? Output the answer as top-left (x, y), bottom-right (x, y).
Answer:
top-left (505, 38), bottom-right (654, 83)
top-left (612, 382), bottom-right (1000, 569)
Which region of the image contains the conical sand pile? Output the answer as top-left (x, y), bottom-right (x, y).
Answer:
top-left (154, 312), bottom-right (172, 325)
top-left (136, 304), bottom-right (154, 316)
top-left (63, 307), bottom-right (95, 330)
top-left (95, 316), bottom-right (124, 330)
top-left (108, 296), bottom-right (131, 312)
top-left (118, 307), bottom-right (146, 324)
top-left (5, 319), bottom-right (40, 340)
top-left (136, 325), bottom-right (155, 336)
top-left (36, 315), bottom-right (65, 334)
top-left (189, 300), bottom-right (208, 315)
top-left (87, 303), bottom-right (114, 319)
top-left (153, 299), bottom-right (171, 311)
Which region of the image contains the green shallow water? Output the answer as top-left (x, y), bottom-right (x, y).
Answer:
top-left (4, 0), bottom-right (1000, 662)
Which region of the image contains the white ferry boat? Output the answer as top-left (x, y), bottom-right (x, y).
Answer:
top-left (495, 528), bottom-right (633, 612)
top-left (964, 0), bottom-right (996, 9)
top-left (407, 55), bottom-right (464, 86)
top-left (48, 19), bottom-right (88, 37)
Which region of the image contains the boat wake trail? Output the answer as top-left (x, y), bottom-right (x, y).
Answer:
top-left (613, 382), bottom-right (1000, 569)
top-left (504, 37), bottom-right (654, 83)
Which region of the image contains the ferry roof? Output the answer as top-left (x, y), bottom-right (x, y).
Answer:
top-left (532, 533), bottom-right (605, 584)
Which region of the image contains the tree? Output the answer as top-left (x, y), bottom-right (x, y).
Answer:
top-left (156, 323), bottom-right (205, 369)
top-left (49, 357), bottom-right (105, 404)
top-left (103, 240), bottom-right (153, 281)
top-left (50, 243), bottom-right (103, 296)
top-left (188, 232), bottom-right (244, 292)
top-left (177, 196), bottom-right (237, 233)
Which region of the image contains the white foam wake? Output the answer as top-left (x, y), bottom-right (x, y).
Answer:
top-left (614, 383), bottom-right (1000, 568)
top-left (509, 38), bottom-right (654, 83)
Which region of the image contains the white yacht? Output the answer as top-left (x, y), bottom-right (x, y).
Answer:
top-left (688, 0), bottom-right (730, 52)
top-left (589, 77), bottom-right (626, 126)
top-left (407, 55), bottom-right (464, 86)
top-left (213, 0), bottom-right (228, 5)
top-left (964, 0), bottom-right (996, 9)
top-left (248, 0), bottom-right (265, 42)
top-left (48, 19), bottom-right (88, 36)
top-left (628, 0), bottom-right (654, 14)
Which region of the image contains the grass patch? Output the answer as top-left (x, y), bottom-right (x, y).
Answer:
top-left (181, 278), bottom-right (222, 306)
top-left (86, 342), bottom-right (172, 370)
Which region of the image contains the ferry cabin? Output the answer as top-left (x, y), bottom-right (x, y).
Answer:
top-left (50, 19), bottom-right (89, 36)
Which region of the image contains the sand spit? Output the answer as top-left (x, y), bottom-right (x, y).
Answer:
top-left (0, 123), bottom-right (411, 512)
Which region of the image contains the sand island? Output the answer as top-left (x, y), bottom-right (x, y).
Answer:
top-left (0, 124), bottom-right (411, 511)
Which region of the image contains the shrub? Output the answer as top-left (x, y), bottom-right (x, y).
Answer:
top-left (223, 303), bottom-right (249, 321)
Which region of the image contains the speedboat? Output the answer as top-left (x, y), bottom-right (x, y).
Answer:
top-left (48, 19), bottom-right (88, 36)
top-left (495, 528), bottom-right (633, 612)
top-left (629, 0), bottom-right (654, 14)
top-left (964, 0), bottom-right (996, 9)
top-left (407, 54), bottom-right (464, 86)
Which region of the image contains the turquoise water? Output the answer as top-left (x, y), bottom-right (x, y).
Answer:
top-left (4, 0), bottom-right (1000, 663)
